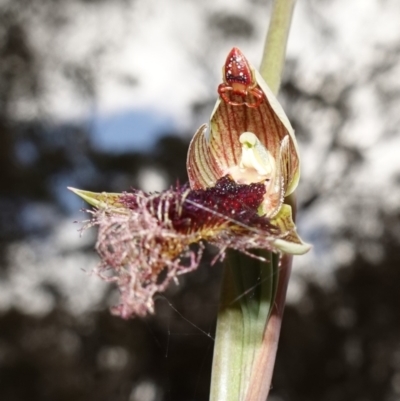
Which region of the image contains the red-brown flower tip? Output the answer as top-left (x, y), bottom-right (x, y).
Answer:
top-left (223, 48), bottom-right (253, 87)
top-left (217, 48), bottom-right (264, 107)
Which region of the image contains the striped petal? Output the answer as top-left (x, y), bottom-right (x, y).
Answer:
top-left (186, 124), bottom-right (224, 190)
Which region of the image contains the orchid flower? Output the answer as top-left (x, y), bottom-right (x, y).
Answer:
top-left (70, 47), bottom-right (310, 319)
top-left (188, 47), bottom-right (309, 254)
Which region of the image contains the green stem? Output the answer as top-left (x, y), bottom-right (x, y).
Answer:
top-left (260, 0), bottom-right (297, 95)
top-left (210, 251), bottom-right (279, 401)
top-left (209, 258), bottom-right (243, 401)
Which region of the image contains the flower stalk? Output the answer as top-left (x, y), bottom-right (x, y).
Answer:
top-left (260, 0), bottom-right (297, 95)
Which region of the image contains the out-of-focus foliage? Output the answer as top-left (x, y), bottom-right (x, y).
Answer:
top-left (1, 0), bottom-right (400, 400)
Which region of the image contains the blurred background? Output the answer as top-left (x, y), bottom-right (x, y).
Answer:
top-left (1, 0), bottom-right (400, 400)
